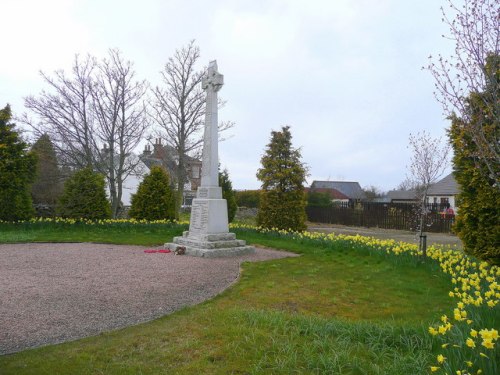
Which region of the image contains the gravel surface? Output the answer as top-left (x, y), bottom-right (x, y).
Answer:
top-left (0, 243), bottom-right (297, 355)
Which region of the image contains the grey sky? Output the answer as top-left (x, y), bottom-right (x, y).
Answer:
top-left (1, 0), bottom-right (454, 191)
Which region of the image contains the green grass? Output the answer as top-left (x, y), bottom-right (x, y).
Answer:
top-left (0, 222), bottom-right (456, 374)
top-left (0, 221), bottom-right (185, 246)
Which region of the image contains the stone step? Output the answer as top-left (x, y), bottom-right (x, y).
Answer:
top-left (185, 245), bottom-right (256, 258)
top-left (181, 231), bottom-right (236, 241)
top-left (169, 236), bottom-right (246, 250)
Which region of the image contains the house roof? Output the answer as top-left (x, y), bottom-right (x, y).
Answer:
top-left (427, 173), bottom-right (459, 196)
top-left (310, 181), bottom-right (366, 199)
top-left (306, 187), bottom-right (350, 200)
top-left (387, 189), bottom-right (417, 200)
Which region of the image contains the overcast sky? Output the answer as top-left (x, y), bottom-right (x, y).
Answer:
top-left (1, 0), bottom-right (456, 191)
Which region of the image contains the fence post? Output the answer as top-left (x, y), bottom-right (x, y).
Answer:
top-left (419, 233), bottom-right (427, 256)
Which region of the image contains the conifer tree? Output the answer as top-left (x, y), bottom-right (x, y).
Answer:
top-left (31, 134), bottom-right (62, 207)
top-left (57, 167), bottom-right (111, 219)
top-left (450, 55), bottom-right (499, 264)
top-left (129, 166), bottom-right (176, 221)
top-left (0, 105), bottom-right (37, 221)
top-left (219, 168), bottom-right (237, 223)
top-left (256, 126), bottom-right (307, 231)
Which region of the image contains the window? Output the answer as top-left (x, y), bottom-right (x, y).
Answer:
top-left (192, 165), bottom-right (200, 178)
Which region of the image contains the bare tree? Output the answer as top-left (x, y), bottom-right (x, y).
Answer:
top-left (23, 50), bottom-right (149, 218)
top-left (395, 178), bottom-right (419, 192)
top-left (91, 49), bottom-right (149, 217)
top-left (24, 54), bottom-right (98, 169)
top-left (426, 0), bottom-right (499, 186)
top-left (151, 40), bottom-right (233, 212)
top-left (362, 185), bottom-right (385, 202)
top-left (407, 131), bottom-right (450, 257)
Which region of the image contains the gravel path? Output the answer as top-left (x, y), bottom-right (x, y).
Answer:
top-left (0, 243), bottom-right (297, 355)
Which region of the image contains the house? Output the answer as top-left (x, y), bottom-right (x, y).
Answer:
top-left (387, 189), bottom-right (418, 204)
top-left (119, 155), bottom-right (149, 207)
top-left (305, 187), bottom-right (350, 204)
top-left (426, 173), bottom-right (459, 211)
top-left (140, 138), bottom-right (202, 206)
top-left (310, 181), bottom-right (366, 201)
top-left (387, 173), bottom-right (459, 211)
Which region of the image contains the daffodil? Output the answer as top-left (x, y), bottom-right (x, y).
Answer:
top-left (466, 338), bottom-right (475, 348)
top-left (481, 339), bottom-right (494, 349)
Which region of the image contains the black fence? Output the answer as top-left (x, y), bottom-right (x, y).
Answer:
top-left (306, 202), bottom-right (455, 233)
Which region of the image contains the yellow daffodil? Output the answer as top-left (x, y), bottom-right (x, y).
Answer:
top-left (466, 338), bottom-right (475, 348)
top-left (481, 339), bottom-right (494, 349)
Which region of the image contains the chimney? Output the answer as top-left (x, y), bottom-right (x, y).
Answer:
top-left (153, 138), bottom-right (164, 159)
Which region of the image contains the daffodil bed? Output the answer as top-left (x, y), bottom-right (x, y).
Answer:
top-left (0, 218), bottom-right (498, 375)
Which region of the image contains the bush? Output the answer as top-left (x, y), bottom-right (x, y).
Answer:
top-left (256, 126), bottom-right (307, 231)
top-left (0, 105), bottom-right (37, 221)
top-left (307, 191), bottom-right (333, 207)
top-left (30, 134), bottom-right (62, 208)
top-left (258, 190), bottom-right (307, 231)
top-left (129, 166), bottom-right (176, 221)
top-left (449, 56), bottom-right (500, 265)
top-left (57, 168), bottom-right (111, 219)
top-left (235, 190), bottom-right (261, 208)
top-left (219, 169), bottom-right (237, 223)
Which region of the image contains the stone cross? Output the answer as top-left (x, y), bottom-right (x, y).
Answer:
top-left (200, 61), bottom-right (224, 188)
top-left (164, 60), bottom-right (255, 257)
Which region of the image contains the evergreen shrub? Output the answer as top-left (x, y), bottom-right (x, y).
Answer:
top-left (57, 167), bottom-right (111, 219)
top-left (129, 166), bottom-right (176, 221)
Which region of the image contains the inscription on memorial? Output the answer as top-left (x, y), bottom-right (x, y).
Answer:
top-left (197, 188), bottom-right (208, 198)
top-left (190, 201), bottom-right (209, 233)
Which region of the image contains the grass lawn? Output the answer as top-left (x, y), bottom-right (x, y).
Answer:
top-left (0, 221), bottom-right (465, 374)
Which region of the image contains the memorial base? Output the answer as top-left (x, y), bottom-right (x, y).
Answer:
top-left (165, 232), bottom-right (255, 258)
top-left (165, 195), bottom-right (255, 258)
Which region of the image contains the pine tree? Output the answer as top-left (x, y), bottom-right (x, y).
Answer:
top-left (31, 134), bottom-right (62, 207)
top-left (449, 55), bottom-right (500, 265)
top-left (0, 105), bottom-right (37, 221)
top-left (129, 166), bottom-right (176, 221)
top-left (219, 168), bottom-right (237, 223)
top-left (57, 168), bottom-right (111, 219)
top-left (256, 126), bottom-right (307, 231)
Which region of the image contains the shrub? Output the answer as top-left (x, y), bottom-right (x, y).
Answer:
top-left (449, 56), bottom-right (500, 265)
top-left (307, 191), bottom-right (333, 207)
top-left (31, 134), bottom-right (62, 209)
top-left (0, 105), bottom-right (37, 221)
top-left (57, 167), bottom-right (111, 219)
top-left (235, 190), bottom-right (261, 208)
top-left (129, 166), bottom-right (176, 221)
top-left (258, 190), bottom-right (307, 231)
top-left (256, 126), bottom-right (307, 231)
top-left (219, 168), bottom-right (237, 223)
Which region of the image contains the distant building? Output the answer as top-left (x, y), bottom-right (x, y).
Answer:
top-left (310, 180), bottom-right (366, 201)
top-left (140, 138), bottom-right (202, 206)
top-left (305, 187), bottom-right (350, 204)
top-left (426, 173), bottom-right (459, 211)
top-left (386, 189), bottom-right (418, 204)
top-left (387, 173), bottom-right (459, 211)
